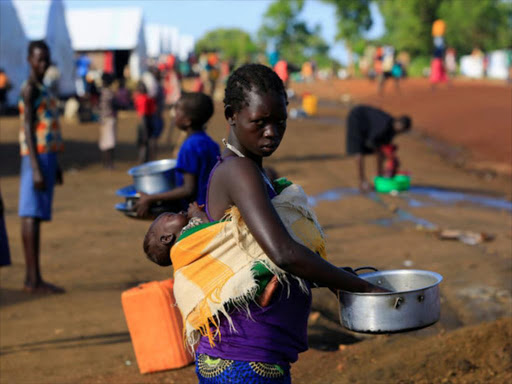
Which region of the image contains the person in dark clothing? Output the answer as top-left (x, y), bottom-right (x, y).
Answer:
top-left (346, 105), bottom-right (411, 192)
top-left (0, 68), bottom-right (12, 115)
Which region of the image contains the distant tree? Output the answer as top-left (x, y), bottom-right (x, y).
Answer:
top-left (377, 0), bottom-right (442, 57)
top-left (195, 28), bottom-right (260, 64)
top-left (258, 0), bottom-right (331, 67)
top-left (377, 0), bottom-right (511, 57)
top-left (320, 0), bottom-right (373, 55)
top-left (438, 0), bottom-right (512, 55)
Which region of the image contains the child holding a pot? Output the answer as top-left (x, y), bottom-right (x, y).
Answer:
top-left (134, 92), bottom-right (220, 217)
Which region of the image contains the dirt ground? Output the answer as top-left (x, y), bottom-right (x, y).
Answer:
top-left (1, 78), bottom-right (511, 384)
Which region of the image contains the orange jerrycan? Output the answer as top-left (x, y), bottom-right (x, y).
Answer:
top-left (121, 279), bottom-right (194, 373)
top-left (302, 93), bottom-right (318, 116)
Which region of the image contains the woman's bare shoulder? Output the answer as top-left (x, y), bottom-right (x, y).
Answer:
top-left (216, 156), bottom-right (264, 186)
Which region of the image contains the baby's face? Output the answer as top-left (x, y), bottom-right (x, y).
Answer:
top-left (152, 212), bottom-right (189, 246)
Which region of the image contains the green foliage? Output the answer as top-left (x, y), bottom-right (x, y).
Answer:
top-left (377, 0), bottom-right (512, 57)
top-left (320, 0), bottom-right (373, 53)
top-left (258, 0), bottom-right (331, 66)
top-left (438, 0), bottom-right (512, 55)
top-left (377, 0), bottom-right (442, 57)
top-left (195, 28), bottom-right (260, 65)
top-left (407, 56), bottom-right (431, 77)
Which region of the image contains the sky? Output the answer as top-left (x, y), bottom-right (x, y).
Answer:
top-left (65, 0), bottom-right (385, 64)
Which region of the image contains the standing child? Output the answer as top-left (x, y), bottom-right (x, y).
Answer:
top-left (134, 92), bottom-right (220, 217)
top-left (98, 73), bottom-right (117, 169)
top-left (114, 78), bottom-right (132, 110)
top-left (18, 40), bottom-right (64, 293)
top-left (134, 81), bottom-right (156, 163)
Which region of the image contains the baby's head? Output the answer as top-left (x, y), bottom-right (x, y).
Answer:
top-left (223, 64), bottom-right (289, 158)
top-left (143, 212), bottom-right (189, 266)
top-left (175, 92), bottom-right (214, 131)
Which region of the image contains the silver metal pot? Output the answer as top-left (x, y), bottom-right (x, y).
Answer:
top-left (339, 267), bottom-right (443, 333)
top-left (128, 159), bottom-right (177, 194)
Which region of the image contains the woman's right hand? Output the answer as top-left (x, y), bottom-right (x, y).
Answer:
top-left (366, 285), bottom-right (392, 293)
top-left (338, 267), bottom-right (391, 293)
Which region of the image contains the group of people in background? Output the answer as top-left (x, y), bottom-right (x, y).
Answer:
top-left (7, 40), bottom-right (225, 294)
top-left (80, 50), bottom-right (235, 170)
top-left (0, 68), bottom-right (12, 115)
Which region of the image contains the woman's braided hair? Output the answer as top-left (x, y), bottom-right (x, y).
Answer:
top-left (223, 64), bottom-right (287, 112)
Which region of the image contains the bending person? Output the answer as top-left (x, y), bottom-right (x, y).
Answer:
top-left (346, 105), bottom-right (411, 192)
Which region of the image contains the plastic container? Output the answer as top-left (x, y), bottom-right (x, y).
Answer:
top-left (121, 279), bottom-right (194, 373)
top-left (302, 93), bottom-right (318, 116)
top-left (374, 175), bottom-right (411, 193)
top-left (432, 19), bottom-right (446, 37)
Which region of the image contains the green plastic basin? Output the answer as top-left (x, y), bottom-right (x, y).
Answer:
top-left (374, 175), bottom-right (411, 193)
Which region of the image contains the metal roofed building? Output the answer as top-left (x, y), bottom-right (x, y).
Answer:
top-left (65, 7), bottom-right (147, 80)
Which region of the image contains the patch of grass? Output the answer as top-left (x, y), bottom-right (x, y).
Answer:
top-left (407, 56), bottom-right (431, 78)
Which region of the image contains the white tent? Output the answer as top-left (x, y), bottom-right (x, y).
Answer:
top-left (0, 0), bottom-right (29, 106)
top-left (145, 24), bottom-right (181, 59)
top-left (165, 26), bottom-right (180, 56)
top-left (13, 0), bottom-right (76, 96)
top-left (460, 55), bottom-right (484, 79)
top-left (487, 50), bottom-right (509, 80)
top-left (145, 24), bottom-right (162, 59)
top-left (178, 35), bottom-right (195, 61)
top-left (66, 8), bottom-right (147, 80)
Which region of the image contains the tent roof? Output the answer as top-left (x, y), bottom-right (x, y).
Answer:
top-left (12, 0), bottom-right (52, 39)
top-left (66, 8), bottom-right (143, 51)
top-left (0, 0), bottom-right (29, 106)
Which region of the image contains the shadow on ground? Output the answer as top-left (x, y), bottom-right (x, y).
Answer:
top-left (308, 323), bottom-right (360, 351)
top-left (0, 331), bottom-right (131, 356)
top-left (0, 140), bottom-right (141, 178)
top-left (0, 287), bottom-right (44, 307)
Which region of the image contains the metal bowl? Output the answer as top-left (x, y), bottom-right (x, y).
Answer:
top-left (339, 269), bottom-right (443, 333)
top-left (128, 159), bottom-right (177, 194)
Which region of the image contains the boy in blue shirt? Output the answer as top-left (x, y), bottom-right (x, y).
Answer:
top-left (135, 93), bottom-right (220, 217)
